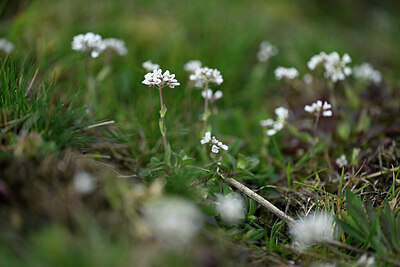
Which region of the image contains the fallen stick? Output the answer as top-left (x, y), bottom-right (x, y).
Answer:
top-left (225, 177), bottom-right (295, 225)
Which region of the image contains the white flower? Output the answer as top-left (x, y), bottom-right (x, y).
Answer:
top-left (356, 254), bottom-right (375, 266)
top-left (143, 197), bottom-right (202, 247)
top-left (189, 67), bottom-right (223, 88)
top-left (142, 69), bottom-right (180, 88)
top-left (201, 89), bottom-right (223, 102)
top-left (335, 154), bottom-right (348, 168)
top-left (307, 52), bottom-right (327, 70)
top-left (0, 38), bottom-right (14, 54)
top-left (304, 100), bottom-right (332, 117)
top-left (257, 41), bottom-right (278, 62)
top-left (308, 51), bottom-right (352, 83)
top-left (216, 193), bottom-right (245, 224)
top-left (142, 60), bottom-right (160, 72)
top-left (201, 132), bottom-right (228, 153)
top-left (303, 73), bottom-right (313, 85)
top-left (71, 32), bottom-right (105, 58)
top-left (260, 106), bottom-right (289, 136)
top-left (274, 66), bottom-right (299, 80)
top-left (200, 131), bottom-right (211, 144)
top-left (184, 60), bottom-right (202, 73)
top-left (353, 63), bottom-right (382, 84)
top-left (102, 38), bottom-right (127, 56)
top-left (290, 212), bottom-right (335, 245)
top-left (73, 171), bottom-right (97, 194)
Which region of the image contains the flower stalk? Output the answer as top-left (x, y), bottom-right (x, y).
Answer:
top-left (158, 85), bottom-right (168, 153)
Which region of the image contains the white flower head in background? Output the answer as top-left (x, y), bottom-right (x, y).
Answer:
top-left (71, 32), bottom-right (105, 58)
top-left (257, 40), bottom-right (278, 62)
top-left (190, 67), bottom-right (223, 88)
top-left (305, 100), bottom-right (332, 117)
top-left (102, 38), bottom-right (127, 56)
top-left (216, 193), bottom-right (246, 224)
top-left (143, 197), bottom-right (203, 247)
top-left (353, 63), bottom-right (382, 84)
top-left (274, 66), bottom-right (299, 80)
top-left (290, 212), bottom-right (335, 246)
top-left (335, 154), bottom-right (348, 168)
top-left (0, 38), bottom-right (14, 54)
top-left (200, 131), bottom-right (228, 154)
top-left (142, 69), bottom-right (180, 88)
top-left (184, 60), bottom-right (202, 73)
top-left (142, 60), bottom-right (160, 72)
top-left (260, 106), bottom-right (289, 136)
top-left (303, 73), bottom-right (313, 85)
top-left (356, 254), bottom-right (375, 267)
top-left (73, 171), bottom-right (97, 194)
top-left (201, 89), bottom-right (223, 102)
top-left (308, 51), bottom-right (352, 83)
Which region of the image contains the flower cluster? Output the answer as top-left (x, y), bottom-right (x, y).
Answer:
top-left (335, 154), bottom-right (348, 168)
top-left (200, 131), bottom-right (228, 153)
top-left (201, 89), bottom-right (223, 102)
top-left (190, 67), bottom-right (223, 88)
top-left (102, 38), bottom-right (127, 55)
top-left (72, 32), bottom-right (127, 58)
top-left (0, 38), bottom-right (14, 54)
top-left (290, 212), bottom-right (335, 245)
top-left (142, 69), bottom-right (180, 88)
top-left (353, 62), bottom-right (382, 84)
top-left (308, 51), bottom-right (352, 82)
top-left (260, 107), bottom-right (289, 136)
top-left (216, 193), bottom-right (245, 224)
top-left (142, 60), bottom-right (160, 72)
top-left (184, 60), bottom-right (202, 73)
top-left (72, 32), bottom-right (105, 58)
top-left (304, 100), bottom-right (332, 117)
top-left (257, 41), bottom-right (278, 62)
top-left (274, 66), bottom-right (299, 80)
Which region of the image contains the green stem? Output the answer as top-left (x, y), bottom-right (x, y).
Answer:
top-left (203, 80), bottom-right (209, 132)
top-left (158, 86), bottom-right (168, 153)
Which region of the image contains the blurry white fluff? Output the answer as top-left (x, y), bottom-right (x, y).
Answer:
top-left (71, 32), bottom-right (105, 58)
top-left (102, 38), bottom-right (127, 56)
top-left (143, 197), bottom-right (202, 247)
top-left (0, 38), bottom-right (14, 54)
top-left (216, 193), bottom-right (245, 224)
top-left (353, 63), bottom-right (382, 84)
top-left (274, 66), bottom-right (299, 80)
top-left (184, 60), bottom-right (202, 73)
top-left (290, 212), bottom-right (335, 245)
top-left (73, 171), bottom-right (97, 194)
top-left (257, 40), bottom-right (278, 62)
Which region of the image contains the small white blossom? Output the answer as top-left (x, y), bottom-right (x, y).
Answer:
top-left (335, 154), bottom-right (348, 168)
top-left (143, 197), bottom-right (202, 247)
top-left (260, 107), bottom-right (289, 136)
top-left (184, 60), bottom-right (202, 73)
top-left (200, 131), bottom-right (211, 145)
top-left (303, 73), bottom-right (313, 85)
top-left (201, 132), bottom-right (228, 153)
top-left (356, 254), bottom-right (375, 266)
top-left (257, 41), bottom-right (278, 62)
top-left (308, 52), bottom-right (352, 83)
top-left (73, 171), bottom-right (97, 194)
top-left (71, 32), bottom-right (105, 58)
top-left (102, 38), bottom-right (127, 56)
top-left (201, 89), bottom-right (223, 102)
top-left (142, 60), bottom-right (160, 72)
top-left (307, 52), bottom-right (327, 70)
top-left (274, 66), bottom-right (299, 80)
top-left (142, 69), bottom-right (180, 88)
top-left (353, 63), bottom-right (382, 84)
top-left (290, 212), bottom-right (335, 245)
top-left (190, 67), bottom-right (223, 88)
top-left (216, 193), bottom-right (245, 224)
top-left (305, 100), bottom-right (332, 117)
top-left (0, 38), bottom-right (14, 54)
